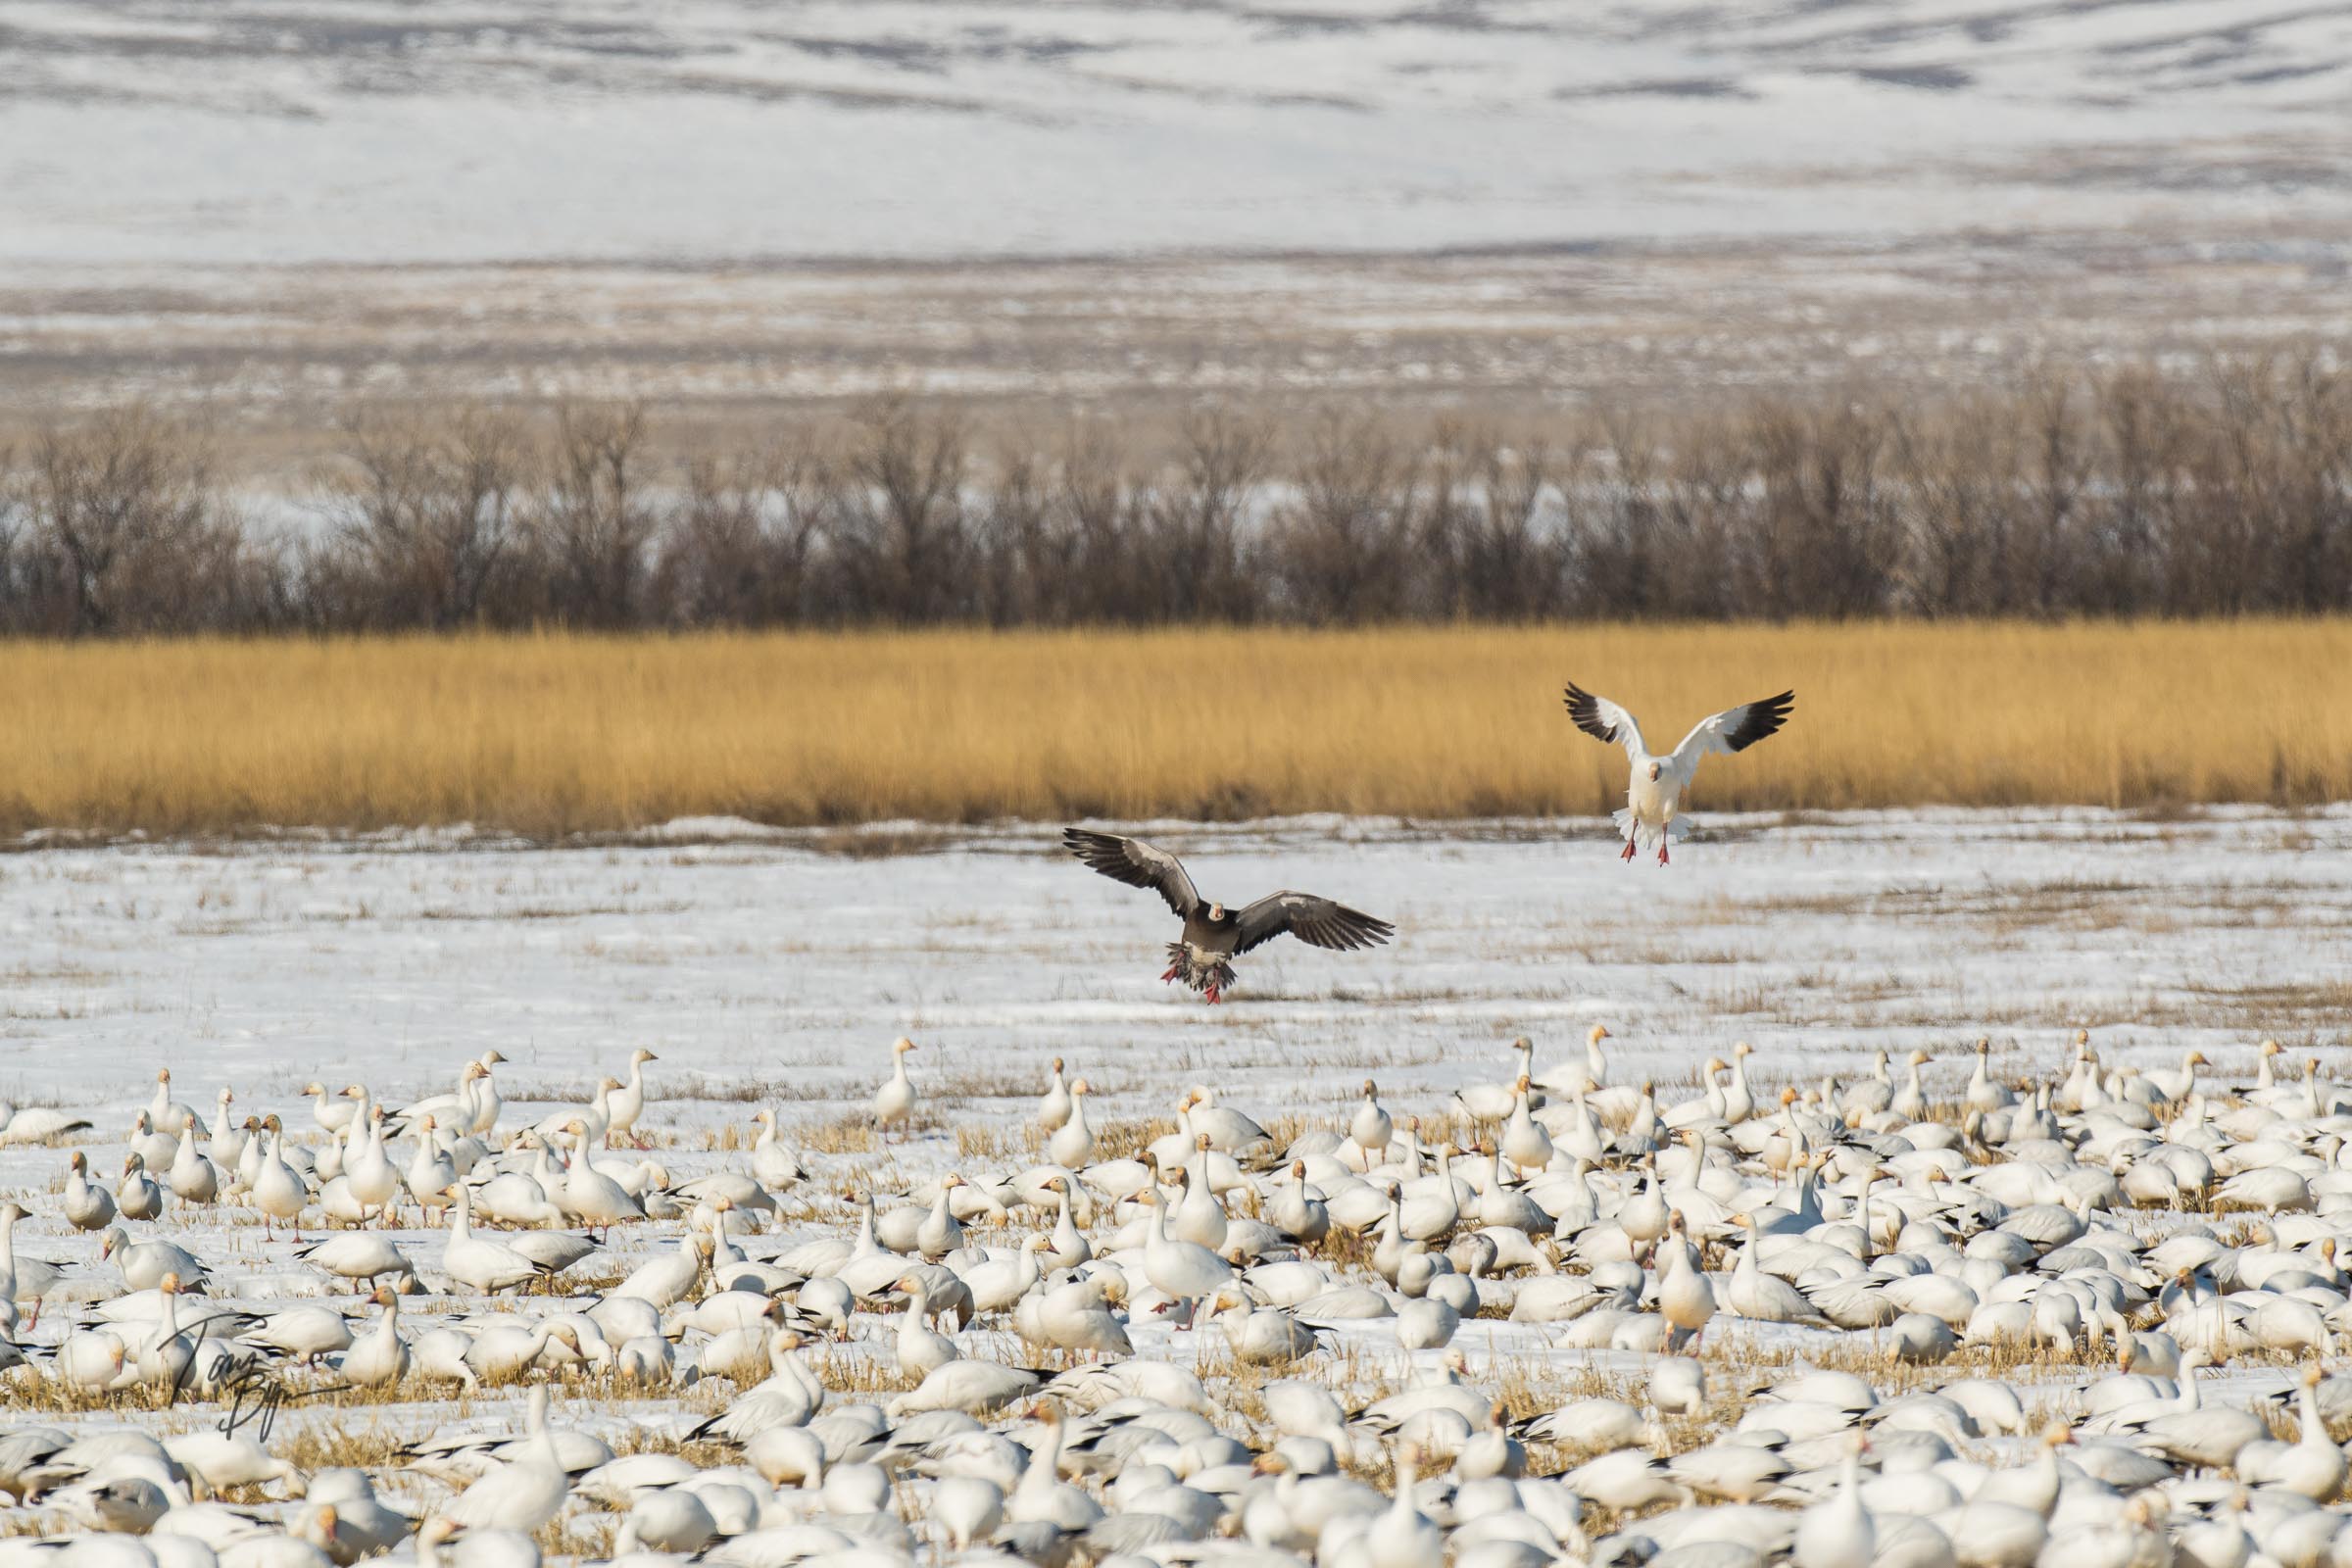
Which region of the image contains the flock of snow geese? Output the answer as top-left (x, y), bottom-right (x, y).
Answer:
top-left (1, 1021), bottom-right (2351, 1568)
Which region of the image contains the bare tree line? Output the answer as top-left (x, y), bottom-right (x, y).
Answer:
top-left (2, 356), bottom-right (2348, 635)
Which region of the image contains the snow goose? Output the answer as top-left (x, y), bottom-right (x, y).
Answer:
top-left (928, 1475), bottom-right (1004, 1553)
top-left (1061, 826), bottom-right (1394, 1003)
top-left (333, 1109), bottom-right (398, 1223)
top-left (1171, 1137), bottom-right (1229, 1250)
top-left (1042, 1177), bottom-right (1093, 1269)
top-left (1562, 682), bottom-right (1794, 862)
top-left (166, 1133), bottom-right (221, 1205)
top-left (694, 1330), bottom-right (823, 1442)
top-left (891, 1273), bottom-right (959, 1380)
top-left (1722, 1041), bottom-right (1758, 1123)
top-left (887, 1358), bottom-right (1040, 1419)
top-left (464, 1320), bottom-right (583, 1384)
top-left (1656, 1213), bottom-right (1718, 1348)
top-left (1663, 1058), bottom-right (1731, 1131)
top-left (99, 1226), bottom-right (203, 1295)
top-left (248, 1300), bottom-right (356, 1365)
top-left (390, 1061), bottom-right (488, 1141)
top-left (1173, 1089), bottom-right (1269, 1163)
top-left (1396, 1293), bottom-right (1460, 1350)
top-left (1269, 1160), bottom-right (1331, 1245)
top-left (1350, 1079), bottom-right (1395, 1156)
top-left (603, 1049), bottom-right (659, 1148)
top-left (1036, 1274), bottom-right (1133, 1356)
top-left (1889, 1052), bottom-right (1931, 1122)
top-left (959, 1234), bottom-right (1050, 1317)
top-left (746, 1109), bottom-right (806, 1194)
top-left (302, 1081), bottom-right (361, 1138)
top-left (531, 1078), bottom-right (618, 1150)
top-left (555, 1122), bottom-right (646, 1236)
top-left (444, 1388), bottom-right (570, 1535)
top-left (441, 1190), bottom-right (539, 1296)
top-left (1794, 1439), bottom-right (1874, 1568)
top-left (340, 1287), bottom-right (410, 1388)
top-left (1005, 1408), bottom-right (1103, 1534)
top-left (874, 1037), bottom-right (919, 1140)
top-left (1500, 1078), bottom-right (1553, 1174)
top-left (250, 1121), bottom-right (311, 1238)
top-left (0, 1102), bottom-right (93, 1146)
top-left (2236, 1368), bottom-right (2346, 1499)
top-left (146, 1068), bottom-right (207, 1137)
top-left (612, 1230), bottom-right (709, 1307)
top-left (1143, 1182), bottom-right (1233, 1327)
top-left (65, 1152), bottom-right (117, 1232)
top-left (297, 1233), bottom-right (415, 1292)
top-left (1047, 1080), bottom-right (1096, 1169)
top-left (1454, 1040), bottom-right (1538, 1124)
top-left (118, 1152), bottom-right (166, 1221)
top-left (1725, 1213), bottom-right (1831, 1325)
top-left (1037, 1058), bottom-right (1073, 1133)
top-left (133, 1273), bottom-right (196, 1393)
top-left (1202, 1286), bottom-right (1323, 1363)
top-left (1964, 1040), bottom-right (2015, 1113)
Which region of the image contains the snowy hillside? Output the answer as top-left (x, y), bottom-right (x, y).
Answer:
top-left (3, 0), bottom-right (2346, 264)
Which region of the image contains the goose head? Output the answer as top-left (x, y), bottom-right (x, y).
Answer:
top-left (892, 1038), bottom-right (917, 1057)
top-left (1646, 760), bottom-right (1662, 781)
top-left (1208, 902), bottom-right (1226, 919)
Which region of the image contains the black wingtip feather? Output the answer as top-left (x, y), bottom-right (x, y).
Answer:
top-left (1724, 690), bottom-right (1796, 753)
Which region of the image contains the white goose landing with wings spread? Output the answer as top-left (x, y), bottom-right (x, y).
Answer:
top-left (1564, 683), bottom-right (1795, 864)
top-left (1062, 828), bottom-right (1396, 1004)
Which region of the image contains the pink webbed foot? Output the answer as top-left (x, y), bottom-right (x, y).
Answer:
top-left (1204, 985), bottom-right (1221, 1005)
top-left (1657, 844), bottom-right (1670, 866)
top-left (1160, 966), bottom-right (1181, 983)
top-left (1620, 839), bottom-right (1638, 861)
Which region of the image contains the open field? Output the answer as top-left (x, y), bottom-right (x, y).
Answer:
top-left (3, 623), bottom-right (2349, 836)
top-left (0, 811), bottom-right (2345, 1526)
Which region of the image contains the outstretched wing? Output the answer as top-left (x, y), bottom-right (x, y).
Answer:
top-left (1563, 683), bottom-right (1647, 759)
top-left (1233, 893), bottom-right (1396, 956)
top-left (1671, 691), bottom-right (1795, 768)
top-left (1062, 828), bottom-right (1201, 917)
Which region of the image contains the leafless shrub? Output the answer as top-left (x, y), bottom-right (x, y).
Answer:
top-left (7, 354), bottom-right (2351, 633)
top-left (317, 404), bottom-right (529, 630)
top-left (0, 408), bottom-right (268, 635)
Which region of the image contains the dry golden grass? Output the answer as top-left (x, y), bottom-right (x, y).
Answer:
top-left (1, 622), bottom-right (2347, 835)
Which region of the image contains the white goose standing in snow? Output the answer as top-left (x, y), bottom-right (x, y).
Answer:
top-left (1562, 681), bottom-right (1795, 862)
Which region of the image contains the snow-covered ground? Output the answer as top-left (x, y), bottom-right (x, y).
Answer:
top-left (0, 808), bottom-right (2346, 1544)
top-left (6, 808), bottom-right (2345, 1132)
top-left (3, 0), bottom-right (2346, 266)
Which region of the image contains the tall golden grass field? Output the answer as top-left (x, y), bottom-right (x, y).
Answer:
top-left (2, 623), bottom-right (2345, 836)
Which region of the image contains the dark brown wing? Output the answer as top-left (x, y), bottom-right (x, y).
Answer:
top-left (1233, 892), bottom-right (1396, 956)
top-left (1061, 828), bottom-right (1201, 918)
